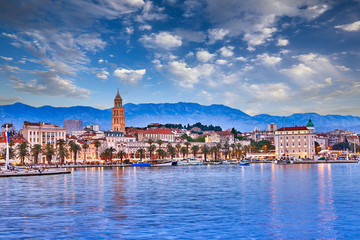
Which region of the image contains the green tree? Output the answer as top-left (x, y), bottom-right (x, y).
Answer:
top-left (175, 143), bottom-right (181, 158)
top-left (180, 147), bottom-right (188, 158)
top-left (156, 149), bottom-right (166, 159)
top-left (94, 140), bottom-right (101, 159)
top-left (108, 147), bottom-right (116, 162)
top-left (43, 143), bottom-right (55, 165)
top-left (31, 144), bottom-right (42, 165)
top-left (191, 145), bottom-right (200, 158)
top-left (148, 144), bottom-right (156, 160)
top-left (101, 148), bottom-right (111, 162)
top-left (56, 139), bottom-right (67, 164)
top-left (17, 142), bottom-right (29, 165)
top-left (156, 139), bottom-right (163, 150)
top-left (82, 143), bottom-right (89, 162)
top-left (201, 145), bottom-right (210, 162)
top-left (69, 141), bottom-right (81, 164)
top-left (137, 148), bottom-right (145, 161)
top-left (117, 150), bottom-right (126, 164)
top-left (167, 146), bottom-right (176, 159)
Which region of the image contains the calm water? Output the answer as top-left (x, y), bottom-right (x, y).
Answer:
top-left (1, 164), bottom-right (360, 239)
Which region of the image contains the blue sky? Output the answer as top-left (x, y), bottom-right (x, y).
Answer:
top-left (0, 0), bottom-right (359, 116)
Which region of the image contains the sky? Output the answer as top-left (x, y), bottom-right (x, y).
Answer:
top-left (0, 0), bottom-right (359, 116)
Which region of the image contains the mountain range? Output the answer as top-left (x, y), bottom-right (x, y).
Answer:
top-left (1, 102), bottom-right (360, 133)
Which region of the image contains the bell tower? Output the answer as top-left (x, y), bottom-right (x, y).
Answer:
top-left (112, 90), bottom-right (125, 132)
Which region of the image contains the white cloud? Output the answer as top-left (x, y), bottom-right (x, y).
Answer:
top-left (139, 24), bottom-right (152, 31)
top-left (219, 46), bottom-right (234, 57)
top-left (276, 38), bottom-right (289, 46)
top-left (215, 59), bottom-right (228, 65)
top-left (196, 50), bottom-right (215, 62)
top-left (135, 1), bottom-right (166, 22)
top-left (99, 59), bottom-right (104, 63)
top-left (12, 70), bottom-right (90, 98)
top-left (2, 32), bottom-right (17, 39)
top-left (0, 56), bottom-right (13, 61)
top-left (126, 27), bottom-right (134, 35)
top-left (0, 96), bottom-right (22, 104)
top-left (96, 69), bottom-right (109, 80)
top-left (140, 32), bottom-right (182, 50)
top-left (335, 21), bottom-right (360, 32)
top-left (234, 56), bottom-right (247, 61)
top-left (337, 65), bottom-right (350, 71)
top-left (114, 68), bottom-right (146, 84)
top-left (244, 83), bottom-right (290, 101)
top-left (75, 33), bottom-right (107, 52)
top-left (256, 53), bottom-right (281, 66)
top-left (208, 28), bottom-right (230, 44)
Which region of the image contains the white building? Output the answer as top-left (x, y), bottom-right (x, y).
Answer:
top-left (274, 119), bottom-right (316, 159)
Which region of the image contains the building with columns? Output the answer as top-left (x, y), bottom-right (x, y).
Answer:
top-left (112, 90), bottom-right (125, 133)
top-left (274, 119), bottom-right (316, 159)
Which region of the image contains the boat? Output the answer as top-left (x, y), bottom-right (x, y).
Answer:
top-left (150, 159), bottom-right (173, 166)
top-left (187, 158), bottom-right (203, 165)
top-left (239, 160), bottom-right (250, 166)
top-left (177, 159), bottom-right (189, 166)
top-left (132, 162), bottom-right (151, 167)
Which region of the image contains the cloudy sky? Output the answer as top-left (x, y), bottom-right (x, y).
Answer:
top-left (0, 0), bottom-right (359, 116)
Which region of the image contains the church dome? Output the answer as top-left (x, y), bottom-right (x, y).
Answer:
top-left (115, 91), bottom-right (122, 101)
top-left (306, 119), bottom-right (314, 127)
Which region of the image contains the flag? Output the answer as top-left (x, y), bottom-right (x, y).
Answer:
top-left (4, 132), bottom-right (9, 143)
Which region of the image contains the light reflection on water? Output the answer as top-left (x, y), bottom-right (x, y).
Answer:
top-left (1, 164), bottom-right (360, 239)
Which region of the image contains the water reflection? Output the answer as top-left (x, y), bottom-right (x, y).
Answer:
top-left (1, 164), bottom-right (360, 239)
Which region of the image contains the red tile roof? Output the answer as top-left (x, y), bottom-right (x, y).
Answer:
top-left (216, 131), bottom-right (234, 136)
top-left (141, 129), bottom-right (174, 135)
top-left (277, 126), bottom-right (308, 131)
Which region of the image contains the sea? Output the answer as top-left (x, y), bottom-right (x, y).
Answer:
top-left (1, 164), bottom-right (360, 239)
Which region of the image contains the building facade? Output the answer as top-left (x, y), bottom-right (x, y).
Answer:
top-left (21, 121), bottom-right (67, 147)
top-left (274, 120), bottom-right (316, 159)
top-left (63, 120), bottom-right (83, 134)
top-left (112, 91), bottom-right (125, 132)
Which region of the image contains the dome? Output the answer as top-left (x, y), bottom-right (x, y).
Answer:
top-left (114, 90), bottom-right (122, 101)
top-left (306, 119), bottom-right (314, 127)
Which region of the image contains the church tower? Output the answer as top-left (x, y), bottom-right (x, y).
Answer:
top-left (112, 90), bottom-right (125, 132)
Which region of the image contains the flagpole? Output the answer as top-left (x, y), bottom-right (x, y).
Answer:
top-left (5, 124), bottom-right (9, 169)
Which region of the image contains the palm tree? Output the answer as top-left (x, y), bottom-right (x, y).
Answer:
top-left (137, 148), bottom-right (145, 161)
top-left (211, 146), bottom-right (218, 161)
top-left (17, 142), bottom-right (29, 165)
top-left (167, 146), bottom-right (176, 159)
top-left (223, 141), bottom-right (230, 159)
top-left (191, 145), bottom-right (200, 158)
top-left (56, 139), bottom-right (67, 164)
top-left (117, 150), bottom-right (126, 164)
top-left (180, 147), bottom-right (188, 158)
top-left (201, 145), bottom-right (210, 162)
top-left (101, 149), bottom-right (111, 162)
top-left (236, 143), bottom-right (242, 160)
top-left (9, 139), bottom-right (15, 149)
top-left (175, 143), bottom-right (181, 158)
top-left (94, 140), bottom-right (101, 160)
top-left (156, 149), bottom-right (166, 159)
top-left (184, 142), bottom-right (191, 157)
top-left (43, 143), bottom-right (55, 165)
top-left (157, 139), bottom-right (163, 150)
top-left (148, 139), bottom-right (154, 146)
top-left (148, 144), bottom-right (156, 160)
top-left (216, 143), bottom-right (222, 159)
top-left (31, 144), bottom-right (42, 165)
top-left (82, 143), bottom-right (89, 162)
top-left (69, 142), bottom-right (81, 164)
top-left (108, 147), bottom-right (116, 162)
top-left (230, 143), bottom-right (236, 159)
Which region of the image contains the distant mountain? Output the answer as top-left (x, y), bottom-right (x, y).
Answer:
top-left (1, 102), bottom-right (360, 133)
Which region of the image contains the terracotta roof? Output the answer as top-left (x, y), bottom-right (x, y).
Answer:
top-left (277, 126), bottom-right (308, 131)
top-left (0, 136), bottom-right (27, 143)
top-left (216, 131), bottom-right (234, 136)
top-left (141, 129), bottom-right (174, 135)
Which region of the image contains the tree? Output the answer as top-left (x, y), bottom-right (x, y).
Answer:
top-left (180, 147), bottom-right (188, 158)
top-left (223, 141), bottom-right (230, 159)
top-left (94, 140), bottom-right (101, 159)
top-left (117, 150), bottom-right (126, 164)
top-left (101, 149), bottom-right (111, 162)
top-left (137, 148), bottom-right (145, 161)
top-left (108, 147), bottom-right (116, 162)
top-left (148, 144), bottom-right (156, 160)
top-left (31, 144), bottom-right (42, 165)
top-left (56, 139), bottom-right (67, 164)
top-left (148, 139), bottom-right (154, 145)
top-left (69, 142), bottom-right (81, 164)
top-left (43, 143), bottom-right (55, 165)
top-left (17, 142), bottom-right (29, 165)
top-left (167, 146), bottom-right (176, 159)
top-left (236, 143), bottom-right (242, 160)
top-left (156, 149), bottom-right (166, 159)
top-left (216, 143), bottom-right (222, 159)
top-left (157, 139), bottom-right (163, 150)
top-left (201, 145), bottom-right (210, 162)
top-left (175, 143), bottom-right (181, 158)
top-left (332, 142), bottom-right (350, 151)
top-left (184, 142), bottom-right (191, 157)
top-left (191, 145), bottom-right (200, 158)
top-left (82, 143), bottom-right (89, 162)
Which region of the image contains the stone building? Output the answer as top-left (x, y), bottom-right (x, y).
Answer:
top-left (63, 120), bottom-right (83, 134)
top-left (274, 119), bottom-right (316, 159)
top-left (112, 90), bottom-right (125, 132)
